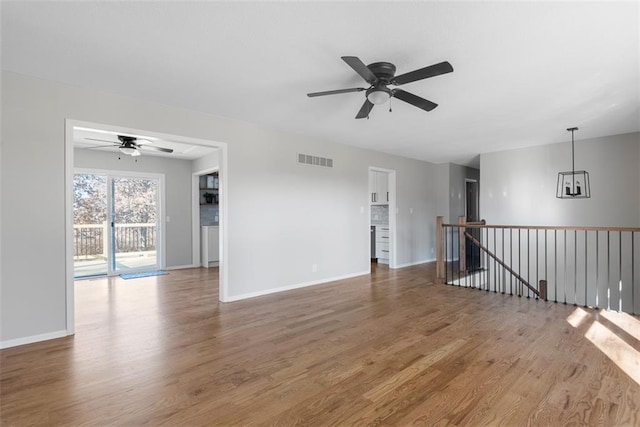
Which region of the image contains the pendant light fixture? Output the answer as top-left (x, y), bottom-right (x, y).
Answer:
top-left (556, 127), bottom-right (590, 199)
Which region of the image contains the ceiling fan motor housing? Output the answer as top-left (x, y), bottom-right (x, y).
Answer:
top-left (367, 62), bottom-right (396, 82)
top-left (118, 135), bottom-right (137, 145)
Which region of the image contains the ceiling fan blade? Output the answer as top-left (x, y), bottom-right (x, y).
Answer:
top-left (342, 56), bottom-right (378, 84)
top-left (392, 61), bottom-right (454, 86)
top-left (393, 89), bottom-right (438, 112)
top-left (85, 137), bottom-right (117, 144)
top-left (85, 144), bottom-right (119, 149)
top-left (307, 87), bottom-right (365, 97)
top-left (355, 99), bottom-right (374, 119)
top-left (140, 145), bottom-right (174, 153)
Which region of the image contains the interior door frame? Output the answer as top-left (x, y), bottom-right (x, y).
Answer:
top-left (73, 168), bottom-right (166, 277)
top-left (368, 166), bottom-right (397, 269)
top-left (65, 119), bottom-right (229, 336)
top-left (191, 166), bottom-right (219, 267)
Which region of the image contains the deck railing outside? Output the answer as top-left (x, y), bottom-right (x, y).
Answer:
top-left (73, 222), bottom-right (156, 258)
top-left (436, 216), bottom-right (640, 315)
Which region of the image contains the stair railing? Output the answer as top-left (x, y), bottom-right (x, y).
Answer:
top-left (436, 216), bottom-right (639, 315)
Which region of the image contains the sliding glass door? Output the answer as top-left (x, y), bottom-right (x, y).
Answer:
top-left (111, 176), bottom-right (159, 273)
top-left (73, 171), bottom-right (161, 278)
top-left (73, 173), bottom-right (109, 277)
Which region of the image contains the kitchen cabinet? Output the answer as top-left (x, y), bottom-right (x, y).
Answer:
top-left (375, 226), bottom-right (390, 262)
top-left (201, 226), bottom-right (219, 267)
top-left (199, 173), bottom-right (219, 205)
top-left (369, 171), bottom-right (389, 205)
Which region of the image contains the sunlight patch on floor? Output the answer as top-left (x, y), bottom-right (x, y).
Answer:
top-left (599, 309), bottom-right (640, 342)
top-left (584, 321), bottom-right (640, 386)
top-left (566, 307), bottom-right (591, 328)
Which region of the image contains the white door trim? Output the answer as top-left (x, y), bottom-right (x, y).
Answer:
top-left (65, 119), bottom-right (230, 336)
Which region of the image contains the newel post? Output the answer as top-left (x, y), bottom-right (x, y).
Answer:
top-left (436, 216), bottom-right (444, 282)
top-left (458, 216), bottom-right (466, 273)
top-left (539, 280), bottom-right (547, 301)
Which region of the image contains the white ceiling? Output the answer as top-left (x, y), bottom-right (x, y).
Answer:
top-left (2, 1), bottom-right (638, 166)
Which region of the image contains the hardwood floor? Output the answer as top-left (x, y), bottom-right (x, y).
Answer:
top-left (2, 263), bottom-right (639, 425)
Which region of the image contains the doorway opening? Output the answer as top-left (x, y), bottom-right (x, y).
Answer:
top-left (65, 119), bottom-right (229, 336)
top-left (73, 170), bottom-right (163, 278)
top-left (193, 169), bottom-right (220, 269)
top-left (368, 167), bottom-right (396, 269)
top-left (465, 179), bottom-right (481, 272)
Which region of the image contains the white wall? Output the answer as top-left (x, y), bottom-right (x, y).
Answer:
top-left (0, 71), bottom-right (443, 345)
top-left (480, 132), bottom-right (640, 227)
top-left (74, 149), bottom-right (194, 267)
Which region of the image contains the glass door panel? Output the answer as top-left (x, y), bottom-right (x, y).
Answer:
top-left (73, 173), bottom-right (108, 278)
top-left (111, 176), bottom-right (159, 273)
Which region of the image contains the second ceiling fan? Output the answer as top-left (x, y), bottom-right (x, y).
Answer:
top-left (307, 56), bottom-right (453, 119)
top-left (85, 135), bottom-right (174, 157)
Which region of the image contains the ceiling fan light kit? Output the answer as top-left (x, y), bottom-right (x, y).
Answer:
top-left (119, 146), bottom-right (139, 156)
top-left (556, 127), bottom-right (591, 199)
top-left (307, 56), bottom-right (453, 119)
top-left (366, 85), bottom-right (392, 105)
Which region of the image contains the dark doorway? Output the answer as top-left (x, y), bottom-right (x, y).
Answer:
top-left (465, 180), bottom-right (481, 272)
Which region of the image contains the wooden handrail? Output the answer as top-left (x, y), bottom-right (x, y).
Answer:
top-left (463, 231), bottom-right (539, 297)
top-left (443, 223), bottom-right (640, 232)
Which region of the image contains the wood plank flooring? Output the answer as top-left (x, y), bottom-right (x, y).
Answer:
top-left (2, 263), bottom-right (639, 425)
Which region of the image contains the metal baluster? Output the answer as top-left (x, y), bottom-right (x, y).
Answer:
top-left (500, 228), bottom-right (504, 295)
top-left (518, 229), bottom-right (522, 297)
top-left (554, 230), bottom-right (558, 303)
top-left (607, 230), bottom-right (610, 311)
top-left (486, 227), bottom-right (489, 291)
top-left (619, 231), bottom-right (622, 312)
top-left (595, 230), bottom-right (599, 309)
top-left (527, 228), bottom-right (530, 299)
top-left (536, 229), bottom-right (539, 300)
top-left (574, 229), bottom-right (577, 306)
top-left (584, 230), bottom-right (588, 308)
top-left (563, 230), bottom-right (567, 305)
top-left (445, 226), bottom-right (448, 285)
top-left (510, 228), bottom-right (513, 296)
top-left (544, 229), bottom-right (548, 302)
top-left (632, 231), bottom-right (635, 315)
top-left (493, 228), bottom-right (498, 293)
top-left (454, 226), bottom-right (458, 287)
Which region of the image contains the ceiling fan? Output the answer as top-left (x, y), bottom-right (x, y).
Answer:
top-left (307, 56), bottom-right (453, 119)
top-left (85, 135), bottom-right (174, 156)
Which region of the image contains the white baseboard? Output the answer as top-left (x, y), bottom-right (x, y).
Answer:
top-left (392, 258), bottom-right (435, 269)
top-left (225, 270), bottom-right (370, 302)
top-left (165, 264), bottom-right (200, 271)
top-left (0, 329), bottom-right (68, 349)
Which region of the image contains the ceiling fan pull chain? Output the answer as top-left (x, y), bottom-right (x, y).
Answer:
top-left (389, 97), bottom-right (392, 113)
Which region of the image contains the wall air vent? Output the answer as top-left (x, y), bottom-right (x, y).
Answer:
top-left (297, 153), bottom-right (333, 168)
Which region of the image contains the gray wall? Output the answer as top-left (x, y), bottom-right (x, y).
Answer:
top-left (480, 132), bottom-right (640, 227)
top-left (1, 71), bottom-right (445, 345)
top-left (74, 149), bottom-right (194, 267)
